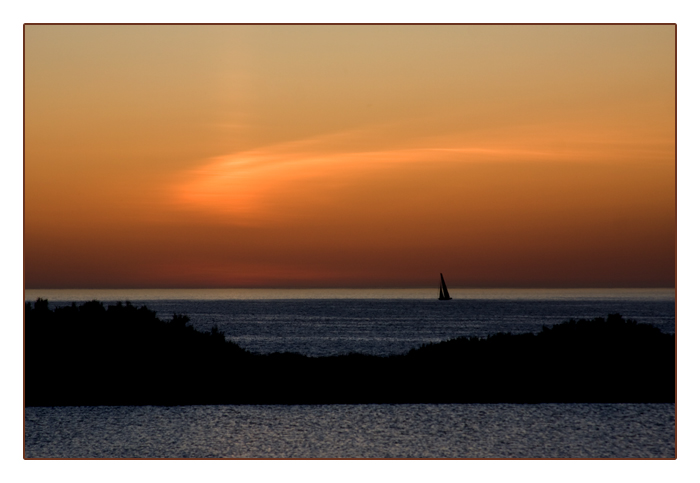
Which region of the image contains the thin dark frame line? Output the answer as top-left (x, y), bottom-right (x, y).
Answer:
top-left (23, 22), bottom-right (677, 25)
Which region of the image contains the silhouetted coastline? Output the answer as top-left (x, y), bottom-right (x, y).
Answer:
top-left (25, 299), bottom-right (675, 406)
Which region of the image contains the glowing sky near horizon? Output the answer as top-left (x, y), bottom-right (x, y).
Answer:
top-left (24, 25), bottom-right (675, 288)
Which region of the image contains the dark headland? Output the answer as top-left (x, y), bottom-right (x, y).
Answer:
top-left (25, 299), bottom-right (675, 406)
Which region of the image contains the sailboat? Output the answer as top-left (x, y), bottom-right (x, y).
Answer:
top-left (438, 273), bottom-right (452, 300)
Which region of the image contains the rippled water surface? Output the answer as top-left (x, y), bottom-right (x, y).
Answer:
top-left (25, 403), bottom-right (675, 458)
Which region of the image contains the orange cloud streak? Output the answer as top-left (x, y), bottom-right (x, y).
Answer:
top-left (171, 120), bottom-right (672, 226)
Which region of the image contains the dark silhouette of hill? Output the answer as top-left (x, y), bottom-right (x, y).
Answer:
top-left (25, 299), bottom-right (674, 406)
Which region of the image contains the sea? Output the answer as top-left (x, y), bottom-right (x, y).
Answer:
top-left (24, 288), bottom-right (676, 458)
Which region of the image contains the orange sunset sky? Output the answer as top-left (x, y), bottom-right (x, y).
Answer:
top-left (24, 24), bottom-right (675, 289)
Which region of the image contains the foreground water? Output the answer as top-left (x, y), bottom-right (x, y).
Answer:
top-left (24, 403), bottom-right (675, 458)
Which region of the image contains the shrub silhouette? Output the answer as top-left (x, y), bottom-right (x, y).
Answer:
top-left (25, 301), bottom-right (674, 406)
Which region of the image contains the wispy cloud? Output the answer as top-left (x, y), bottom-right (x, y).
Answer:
top-left (168, 117), bottom-right (672, 225)
top-left (169, 123), bottom-right (565, 223)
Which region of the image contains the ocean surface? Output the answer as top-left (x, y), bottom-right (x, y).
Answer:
top-left (24, 288), bottom-right (676, 458)
top-left (25, 288), bottom-right (675, 357)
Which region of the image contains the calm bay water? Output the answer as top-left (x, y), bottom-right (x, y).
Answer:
top-left (24, 288), bottom-right (676, 458)
top-left (25, 403), bottom-right (675, 458)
